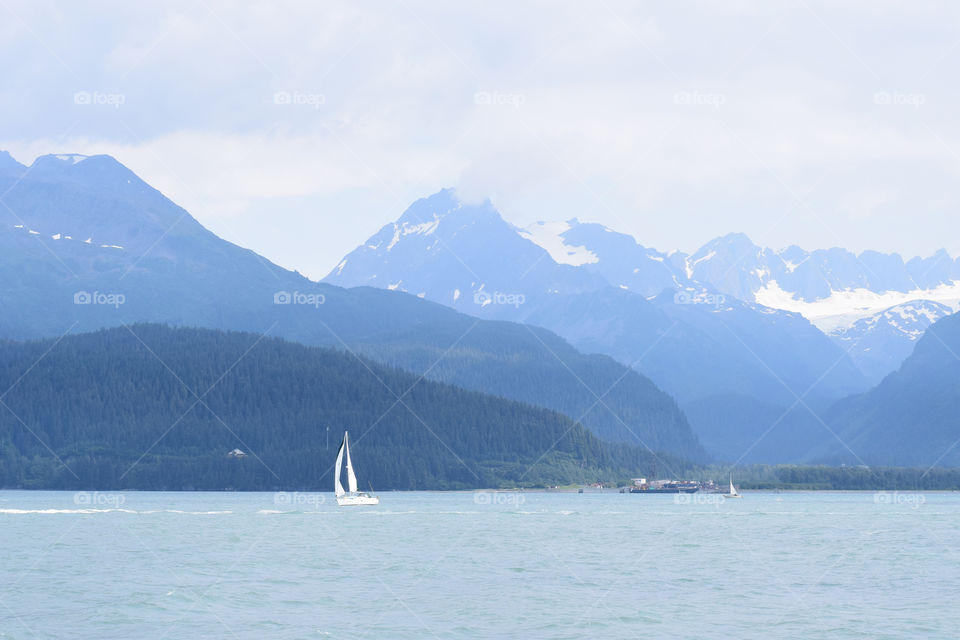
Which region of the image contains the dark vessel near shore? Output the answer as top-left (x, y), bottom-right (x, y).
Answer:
top-left (629, 481), bottom-right (699, 494)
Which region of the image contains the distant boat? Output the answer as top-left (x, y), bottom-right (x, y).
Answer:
top-left (334, 431), bottom-right (379, 506)
top-left (629, 481), bottom-right (699, 494)
top-left (723, 476), bottom-right (741, 499)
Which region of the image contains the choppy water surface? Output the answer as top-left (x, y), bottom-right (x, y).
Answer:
top-left (0, 490), bottom-right (956, 639)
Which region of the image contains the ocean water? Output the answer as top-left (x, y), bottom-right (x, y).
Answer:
top-left (0, 490), bottom-right (956, 639)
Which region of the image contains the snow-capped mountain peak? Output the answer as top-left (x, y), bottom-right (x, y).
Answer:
top-left (755, 279), bottom-right (960, 334)
top-left (517, 220), bottom-right (599, 266)
top-left (876, 301), bottom-right (953, 336)
top-left (325, 189), bottom-right (959, 387)
top-left (325, 189), bottom-right (609, 313)
top-left (832, 299), bottom-right (955, 384)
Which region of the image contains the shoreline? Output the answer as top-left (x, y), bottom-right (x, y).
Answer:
top-left (2, 487), bottom-right (959, 494)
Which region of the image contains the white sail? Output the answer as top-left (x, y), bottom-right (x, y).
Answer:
top-left (728, 476), bottom-right (738, 496)
top-left (333, 429), bottom-right (379, 506)
top-left (334, 435), bottom-right (346, 497)
top-left (345, 430), bottom-right (359, 493)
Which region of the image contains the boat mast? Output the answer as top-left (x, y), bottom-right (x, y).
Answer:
top-left (334, 435), bottom-right (346, 497)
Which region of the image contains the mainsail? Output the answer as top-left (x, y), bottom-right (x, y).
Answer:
top-left (345, 430), bottom-right (359, 493)
top-left (334, 435), bottom-right (346, 497)
top-left (332, 429), bottom-right (379, 506)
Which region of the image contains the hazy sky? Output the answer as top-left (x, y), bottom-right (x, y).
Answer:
top-left (2, 1), bottom-right (960, 279)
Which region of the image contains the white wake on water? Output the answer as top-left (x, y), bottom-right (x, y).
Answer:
top-left (0, 508), bottom-right (233, 515)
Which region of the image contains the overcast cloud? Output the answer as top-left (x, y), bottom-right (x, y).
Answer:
top-left (2, 1), bottom-right (959, 278)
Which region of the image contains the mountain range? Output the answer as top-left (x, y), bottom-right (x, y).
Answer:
top-left (2, 150), bottom-right (958, 470)
top-left (325, 189), bottom-right (960, 463)
top-left (327, 189), bottom-right (960, 385)
top-left (0, 152), bottom-right (702, 465)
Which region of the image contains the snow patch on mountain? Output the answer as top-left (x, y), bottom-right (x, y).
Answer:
top-left (756, 279), bottom-right (960, 333)
top-left (6, 217), bottom-right (128, 252)
top-left (778, 254), bottom-right (808, 273)
top-left (386, 227), bottom-right (401, 251)
top-left (859, 302), bottom-right (949, 338)
top-left (684, 250), bottom-right (716, 279)
top-left (54, 154), bottom-right (87, 165)
top-left (386, 215), bottom-right (442, 251)
top-left (892, 303), bottom-right (944, 325)
top-left (518, 221), bottom-right (599, 266)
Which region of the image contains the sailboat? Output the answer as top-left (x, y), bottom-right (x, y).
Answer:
top-left (334, 431), bottom-right (379, 506)
top-left (723, 475), bottom-right (741, 499)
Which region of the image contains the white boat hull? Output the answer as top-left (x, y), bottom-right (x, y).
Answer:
top-left (723, 494), bottom-right (742, 498)
top-left (336, 492), bottom-right (380, 506)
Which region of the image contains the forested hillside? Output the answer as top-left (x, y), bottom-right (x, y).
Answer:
top-left (0, 325), bottom-right (689, 490)
top-left (814, 311), bottom-right (960, 467)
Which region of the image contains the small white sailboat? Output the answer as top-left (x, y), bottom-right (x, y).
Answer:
top-left (334, 431), bottom-right (379, 506)
top-left (723, 475), bottom-right (741, 499)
